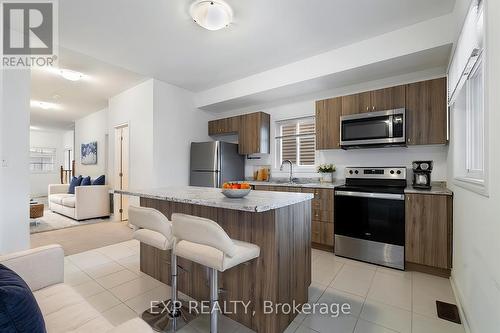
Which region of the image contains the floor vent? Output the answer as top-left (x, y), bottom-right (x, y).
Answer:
top-left (436, 300), bottom-right (461, 324)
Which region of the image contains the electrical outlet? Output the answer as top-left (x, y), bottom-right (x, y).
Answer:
top-left (1, 159), bottom-right (8, 168)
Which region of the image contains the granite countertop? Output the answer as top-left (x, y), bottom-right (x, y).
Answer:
top-left (116, 186), bottom-right (313, 213)
top-left (247, 180), bottom-right (344, 189)
top-left (248, 180), bottom-right (453, 196)
top-left (404, 182), bottom-right (453, 196)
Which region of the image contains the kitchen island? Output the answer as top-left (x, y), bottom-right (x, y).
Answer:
top-left (117, 186), bottom-right (313, 333)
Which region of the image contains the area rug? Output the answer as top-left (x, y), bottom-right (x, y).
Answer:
top-left (30, 209), bottom-right (110, 234)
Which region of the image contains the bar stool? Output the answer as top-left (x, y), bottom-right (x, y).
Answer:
top-left (171, 213), bottom-right (260, 333)
top-left (129, 206), bottom-right (195, 332)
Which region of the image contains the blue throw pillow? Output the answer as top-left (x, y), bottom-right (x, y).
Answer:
top-left (0, 264), bottom-right (47, 333)
top-left (68, 175), bottom-right (83, 194)
top-left (81, 176), bottom-right (91, 186)
top-left (92, 175), bottom-right (105, 186)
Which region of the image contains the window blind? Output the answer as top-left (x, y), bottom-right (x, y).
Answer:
top-left (276, 117), bottom-right (316, 166)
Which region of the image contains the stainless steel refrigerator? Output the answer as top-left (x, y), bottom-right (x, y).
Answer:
top-left (189, 141), bottom-right (245, 188)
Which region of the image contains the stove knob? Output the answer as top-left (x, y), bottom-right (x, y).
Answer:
top-left (396, 170), bottom-right (402, 175)
top-left (355, 170), bottom-right (359, 175)
top-left (390, 170), bottom-right (395, 174)
top-left (349, 170), bottom-right (354, 175)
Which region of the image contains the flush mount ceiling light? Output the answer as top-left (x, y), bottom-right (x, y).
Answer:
top-left (59, 68), bottom-right (84, 81)
top-left (190, 0), bottom-right (233, 31)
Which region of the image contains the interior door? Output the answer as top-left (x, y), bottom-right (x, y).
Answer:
top-left (114, 125), bottom-right (129, 221)
top-left (121, 126), bottom-right (129, 221)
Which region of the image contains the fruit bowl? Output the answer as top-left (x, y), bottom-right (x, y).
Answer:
top-left (221, 188), bottom-right (251, 198)
top-left (221, 182), bottom-right (252, 198)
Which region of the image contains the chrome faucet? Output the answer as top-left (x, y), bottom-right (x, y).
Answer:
top-left (280, 159), bottom-right (294, 183)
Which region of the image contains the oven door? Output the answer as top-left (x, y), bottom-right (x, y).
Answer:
top-left (334, 190), bottom-right (405, 269)
top-left (340, 109), bottom-right (405, 147)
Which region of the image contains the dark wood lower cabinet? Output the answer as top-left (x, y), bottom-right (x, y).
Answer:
top-left (254, 185), bottom-right (334, 251)
top-left (405, 193), bottom-right (453, 276)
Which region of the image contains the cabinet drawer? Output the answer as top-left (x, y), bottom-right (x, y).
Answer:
top-left (312, 220), bottom-right (334, 246)
top-left (312, 209), bottom-right (334, 223)
top-left (312, 221), bottom-right (322, 244)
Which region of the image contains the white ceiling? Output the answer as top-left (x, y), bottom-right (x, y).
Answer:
top-left (30, 48), bottom-right (146, 130)
top-left (58, 0), bottom-right (456, 92)
top-left (201, 44), bottom-right (453, 112)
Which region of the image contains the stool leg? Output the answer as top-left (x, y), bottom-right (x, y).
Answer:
top-left (171, 251), bottom-right (179, 331)
top-left (209, 268), bottom-right (218, 333)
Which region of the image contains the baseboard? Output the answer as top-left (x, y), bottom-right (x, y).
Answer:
top-left (405, 261), bottom-right (451, 278)
top-left (450, 273), bottom-right (472, 333)
top-left (311, 242), bottom-right (334, 252)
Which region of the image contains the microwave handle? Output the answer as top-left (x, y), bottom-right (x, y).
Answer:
top-left (388, 115), bottom-right (394, 138)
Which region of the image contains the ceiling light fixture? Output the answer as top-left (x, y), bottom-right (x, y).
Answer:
top-left (190, 0), bottom-right (233, 31)
top-left (59, 69), bottom-right (84, 81)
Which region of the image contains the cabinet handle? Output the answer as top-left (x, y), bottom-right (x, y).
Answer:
top-left (366, 106), bottom-right (369, 111)
top-left (372, 106), bottom-right (375, 111)
top-left (407, 138), bottom-right (411, 143)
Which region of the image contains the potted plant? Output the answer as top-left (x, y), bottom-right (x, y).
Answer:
top-left (317, 163), bottom-right (336, 183)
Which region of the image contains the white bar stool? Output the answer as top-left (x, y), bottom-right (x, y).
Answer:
top-left (129, 206), bottom-right (195, 332)
top-left (171, 213), bottom-right (260, 333)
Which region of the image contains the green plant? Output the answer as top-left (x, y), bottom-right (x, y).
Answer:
top-left (317, 163), bottom-right (336, 173)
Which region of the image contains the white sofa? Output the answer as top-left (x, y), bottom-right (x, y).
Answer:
top-left (48, 184), bottom-right (110, 220)
top-left (0, 245), bottom-right (152, 333)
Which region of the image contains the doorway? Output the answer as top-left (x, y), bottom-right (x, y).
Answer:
top-left (114, 124), bottom-right (129, 221)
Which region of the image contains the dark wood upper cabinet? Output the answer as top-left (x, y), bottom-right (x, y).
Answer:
top-left (370, 85), bottom-right (406, 111)
top-left (315, 97), bottom-right (342, 150)
top-left (405, 77), bottom-right (447, 145)
top-left (208, 117), bottom-right (240, 136)
top-left (341, 91), bottom-right (371, 115)
top-left (342, 86), bottom-right (406, 115)
top-left (405, 193), bottom-right (452, 270)
top-left (209, 112), bottom-right (270, 155)
top-left (239, 112), bottom-right (270, 155)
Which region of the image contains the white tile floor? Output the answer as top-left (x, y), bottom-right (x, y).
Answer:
top-left (64, 241), bottom-right (465, 333)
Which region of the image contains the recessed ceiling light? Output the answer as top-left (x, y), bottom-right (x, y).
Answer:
top-left (190, 0), bottom-right (233, 31)
top-left (30, 100), bottom-right (60, 110)
top-left (59, 69), bottom-right (84, 81)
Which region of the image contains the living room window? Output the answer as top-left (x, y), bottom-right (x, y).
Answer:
top-left (275, 117), bottom-right (316, 168)
top-left (30, 147), bottom-right (56, 173)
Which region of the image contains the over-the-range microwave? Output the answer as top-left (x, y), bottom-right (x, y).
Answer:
top-left (340, 108), bottom-right (406, 149)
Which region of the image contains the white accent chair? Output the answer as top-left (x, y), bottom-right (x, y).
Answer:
top-left (172, 213), bottom-right (260, 333)
top-left (48, 183), bottom-right (110, 220)
top-left (129, 206), bottom-right (194, 331)
top-left (0, 245), bottom-right (152, 333)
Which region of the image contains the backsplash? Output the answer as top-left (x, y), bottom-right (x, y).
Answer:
top-left (244, 145), bottom-right (448, 181)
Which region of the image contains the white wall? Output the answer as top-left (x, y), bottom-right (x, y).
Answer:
top-left (29, 130), bottom-right (65, 196)
top-left (108, 80), bottom-right (154, 191)
top-left (447, 1), bottom-right (500, 332)
top-left (153, 79), bottom-right (213, 187)
top-left (0, 69), bottom-right (30, 254)
top-left (216, 70), bottom-right (449, 182)
top-left (75, 108), bottom-right (108, 178)
top-left (62, 130), bottom-right (74, 151)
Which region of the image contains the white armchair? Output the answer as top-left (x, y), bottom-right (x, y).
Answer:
top-left (48, 184), bottom-right (110, 220)
top-left (0, 245), bottom-right (152, 333)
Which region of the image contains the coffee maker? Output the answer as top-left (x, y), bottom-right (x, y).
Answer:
top-left (412, 161), bottom-right (433, 189)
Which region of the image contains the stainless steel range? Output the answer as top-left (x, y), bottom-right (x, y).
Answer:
top-left (334, 167), bottom-right (407, 270)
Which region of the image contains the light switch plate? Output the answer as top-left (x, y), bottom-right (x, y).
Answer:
top-left (1, 159), bottom-right (8, 167)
